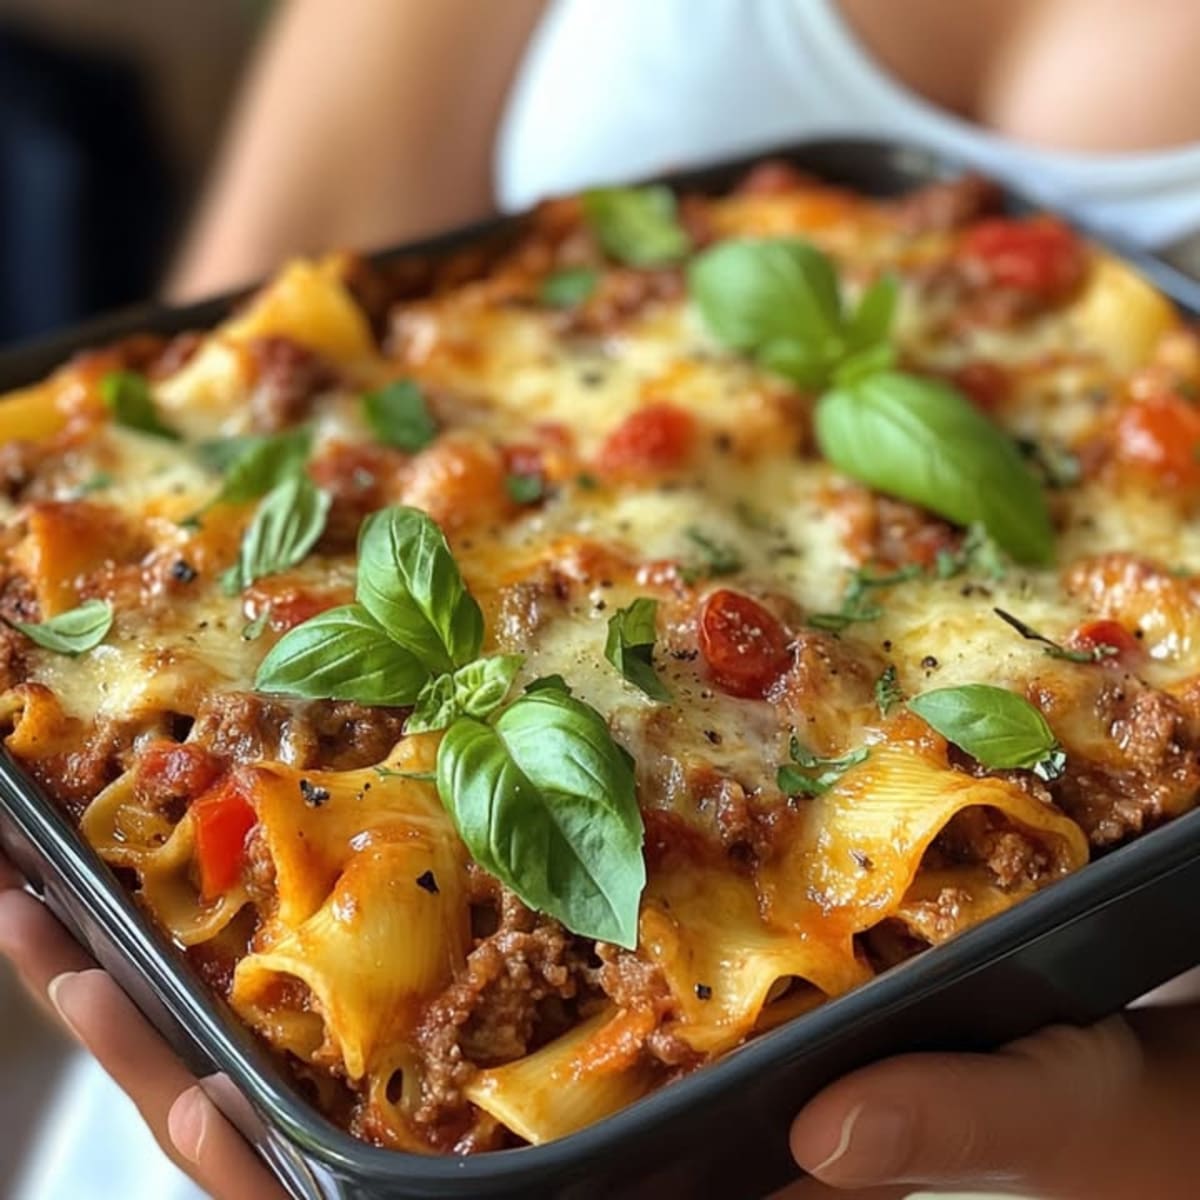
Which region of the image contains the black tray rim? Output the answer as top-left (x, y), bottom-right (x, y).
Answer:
top-left (3, 134), bottom-right (1200, 1188)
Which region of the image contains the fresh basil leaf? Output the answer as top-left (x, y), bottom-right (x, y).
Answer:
top-left (356, 506), bottom-right (483, 673)
top-left (691, 237), bottom-right (867, 389)
top-left (907, 683), bottom-right (1066, 779)
top-left (437, 689), bottom-right (644, 946)
top-left (874, 665), bottom-right (903, 717)
top-left (845, 274), bottom-right (899, 355)
top-left (11, 598), bottom-right (113, 655)
top-left (241, 609), bottom-right (271, 641)
top-left (406, 654), bottom-right (524, 734)
top-left (362, 380), bottom-right (437, 452)
top-left (992, 607), bottom-right (1116, 664)
top-left (582, 186), bottom-right (691, 267)
top-left (815, 371), bottom-right (1053, 564)
top-left (224, 473), bottom-right (330, 593)
top-left (209, 428), bottom-right (312, 508)
top-left (539, 267), bottom-right (598, 308)
top-left (100, 370), bottom-right (179, 441)
top-left (254, 604), bottom-right (427, 704)
top-left (605, 598), bottom-right (671, 701)
top-left (506, 473), bottom-right (544, 505)
top-left (777, 738), bottom-right (869, 796)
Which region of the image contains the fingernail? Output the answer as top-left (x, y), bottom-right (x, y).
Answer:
top-left (809, 1103), bottom-right (911, 1182)
top-left (47, 971), bottom-right (81, 1035)
top-left (169, 1087), bottom-right (210, 1164)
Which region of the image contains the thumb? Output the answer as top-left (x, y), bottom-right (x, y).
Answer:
top-left (789, 1017), bottom-right (1142, 1193)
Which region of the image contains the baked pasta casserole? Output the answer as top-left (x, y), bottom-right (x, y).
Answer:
top-left (0, 162), bottom-right (1196, 1152)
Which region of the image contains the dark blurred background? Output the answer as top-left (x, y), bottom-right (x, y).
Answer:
top-left (0, 0), bottom-right (264, 347)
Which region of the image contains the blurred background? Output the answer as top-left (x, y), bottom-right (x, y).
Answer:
top-left (0, 0), bottom-right (263, 347)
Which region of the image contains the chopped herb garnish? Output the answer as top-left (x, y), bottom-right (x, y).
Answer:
top-left (539, 267), bottom-right (598, 309)
top-left (1016, 437), bottom-right (1082, 490)
top-left (374, 766), bottom-right (437, 782)
top-left (874, 665), bottom-right (903, 717)
top-left (506, 473), bottom-right (545, 505)
top-left (935, 523), bottom-right (1007, 581)
top-left (993, 607), bottom-right (1117, 663)
top-left (100, 370), bottom-right (179, 441)
top-left (76, 471), bottom-right (113, 495)
top-left (777, 738), bottom-right (869, 797)
top-left (362, 380), bottom-right (438, 452)
top-left (808, 564), bottom-right (922, 632)
top-left (683, 527), bottom-right (743, 579)
top-left (605, 598), bottom-right (671, 701)
top-left (242, 609), bottom-right (271, 641)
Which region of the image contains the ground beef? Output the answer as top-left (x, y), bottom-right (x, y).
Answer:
top-left (412, 883), bottom-right (593, 1139)
top-left (553, 266), bottom-right (685, 338)
top-left (829, 482), bottom-right (961, 570)
top-left (925, 806), bottom-right (1052, 888)
top-left (246, 337), bottom-right (339, 433)
top-left (190, 692), bottom-right (408, 771)
top-left (307, 441), bottom-right (406, 554)
top-left (25, 720), bottom-right (132, 819)
top-left (1051, 679), bottom-right (1200, 845)
top-left (0, 623), bottom-right (26, 692)
top-left (885, 173), bottom-right (1002, 234)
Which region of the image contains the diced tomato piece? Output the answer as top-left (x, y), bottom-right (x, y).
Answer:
top-left (136, 742), bottom-right (224, 806)
top-left (192, 777), bottom-right (257, 901)
top-left (1114, 392), bottom-right (1200, 490)
top-left (1067, 618), bottom-right (1143, 665)
top-left (244, 585), bottom-right (340, 634)
top-left (697, 589), bottom-right (792, 699)
top-left (947, 360), bottom-right (1010, 412)
top-left (597, 403), bottom-right (695, 477)
top-left (960, 216), bottom-right (1087, 301)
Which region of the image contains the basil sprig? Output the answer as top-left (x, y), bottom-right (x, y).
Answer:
top-left (100, 370), bottom-right (179, 441)
top-left (255, 505), bottom-right (480, 696)
top-left (438, 687), bottom-right (644, 946)
top-left (222, 474), bottom-right (330, 594)
top-left (582, 186), bottom-right (691, 267)
top-left (688, 237), bottom-right (1053, 564)
top-left (10, 598), bottom-right (113, 655)
top-left (356, 507), bottom-right (483, 674)
top-left (206, 428), bottom-right (312, 508)
top-left (253, 604), bottom-right (429, 704)
top-left (816, 372), bottom-right (1053, 564)
top-left (362, 380), bottom-right (438, 452)
top-left (908, 684), bottom-right (1066, 781)
top-left (605, 598), bottom-right (670, 701)
top-left (777, 738), bottom-right (869, 797)
top-left (254, 504), bottom-right (647, 945)
top-left (407, 654), bottom-right (524, 734)
top-left (689, 239), bottom-right (897, 390)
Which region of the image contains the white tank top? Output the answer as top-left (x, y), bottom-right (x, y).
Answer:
top-left (496, 0), bottom-right (1200, 249)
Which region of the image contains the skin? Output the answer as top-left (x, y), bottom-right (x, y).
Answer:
top-left (10, 1), bottom-right (1200, 1194)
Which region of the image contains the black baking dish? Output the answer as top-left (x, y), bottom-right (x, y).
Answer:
top-left (3, 138), bottom-right (1200, 1200)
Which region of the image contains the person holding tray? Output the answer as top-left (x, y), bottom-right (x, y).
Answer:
top-left (6, 2), bottom-right (1200, 1198)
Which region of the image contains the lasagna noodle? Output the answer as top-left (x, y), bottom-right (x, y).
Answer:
top-left (760, 734), bottom-right (1090, 935)
top-left (640, 864), bottom-right (870, 1055)
top-left (232, 830), bottom-right (469, 1082)
top-left (81, 769), bottom-right (248, 945)
top-left (463, 1008), bottom-right (659, 1145)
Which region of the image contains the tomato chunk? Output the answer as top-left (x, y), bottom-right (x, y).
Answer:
top-left (136, 742), bottom-right (224, 807)
top-left (1067, 618), bottom-right (1143, 665)
top-left (960, 216), bottom-right (1086, 302)
top-left (597, 403), bottom-right (695, 476)
top-left (946, 360), bottom-right (1010, 412)
top-left (1114, 392), bottom-right (1200, 490)
top-left (697, 589), bottom-right (792, 699)
top-left (192, 777), bottom-right (257, 901)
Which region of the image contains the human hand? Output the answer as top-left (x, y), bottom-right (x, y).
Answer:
top-left (0, 852), bottom-right (287, 1200)
top-left (781, 1002), bottom-right (1200, 1200)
